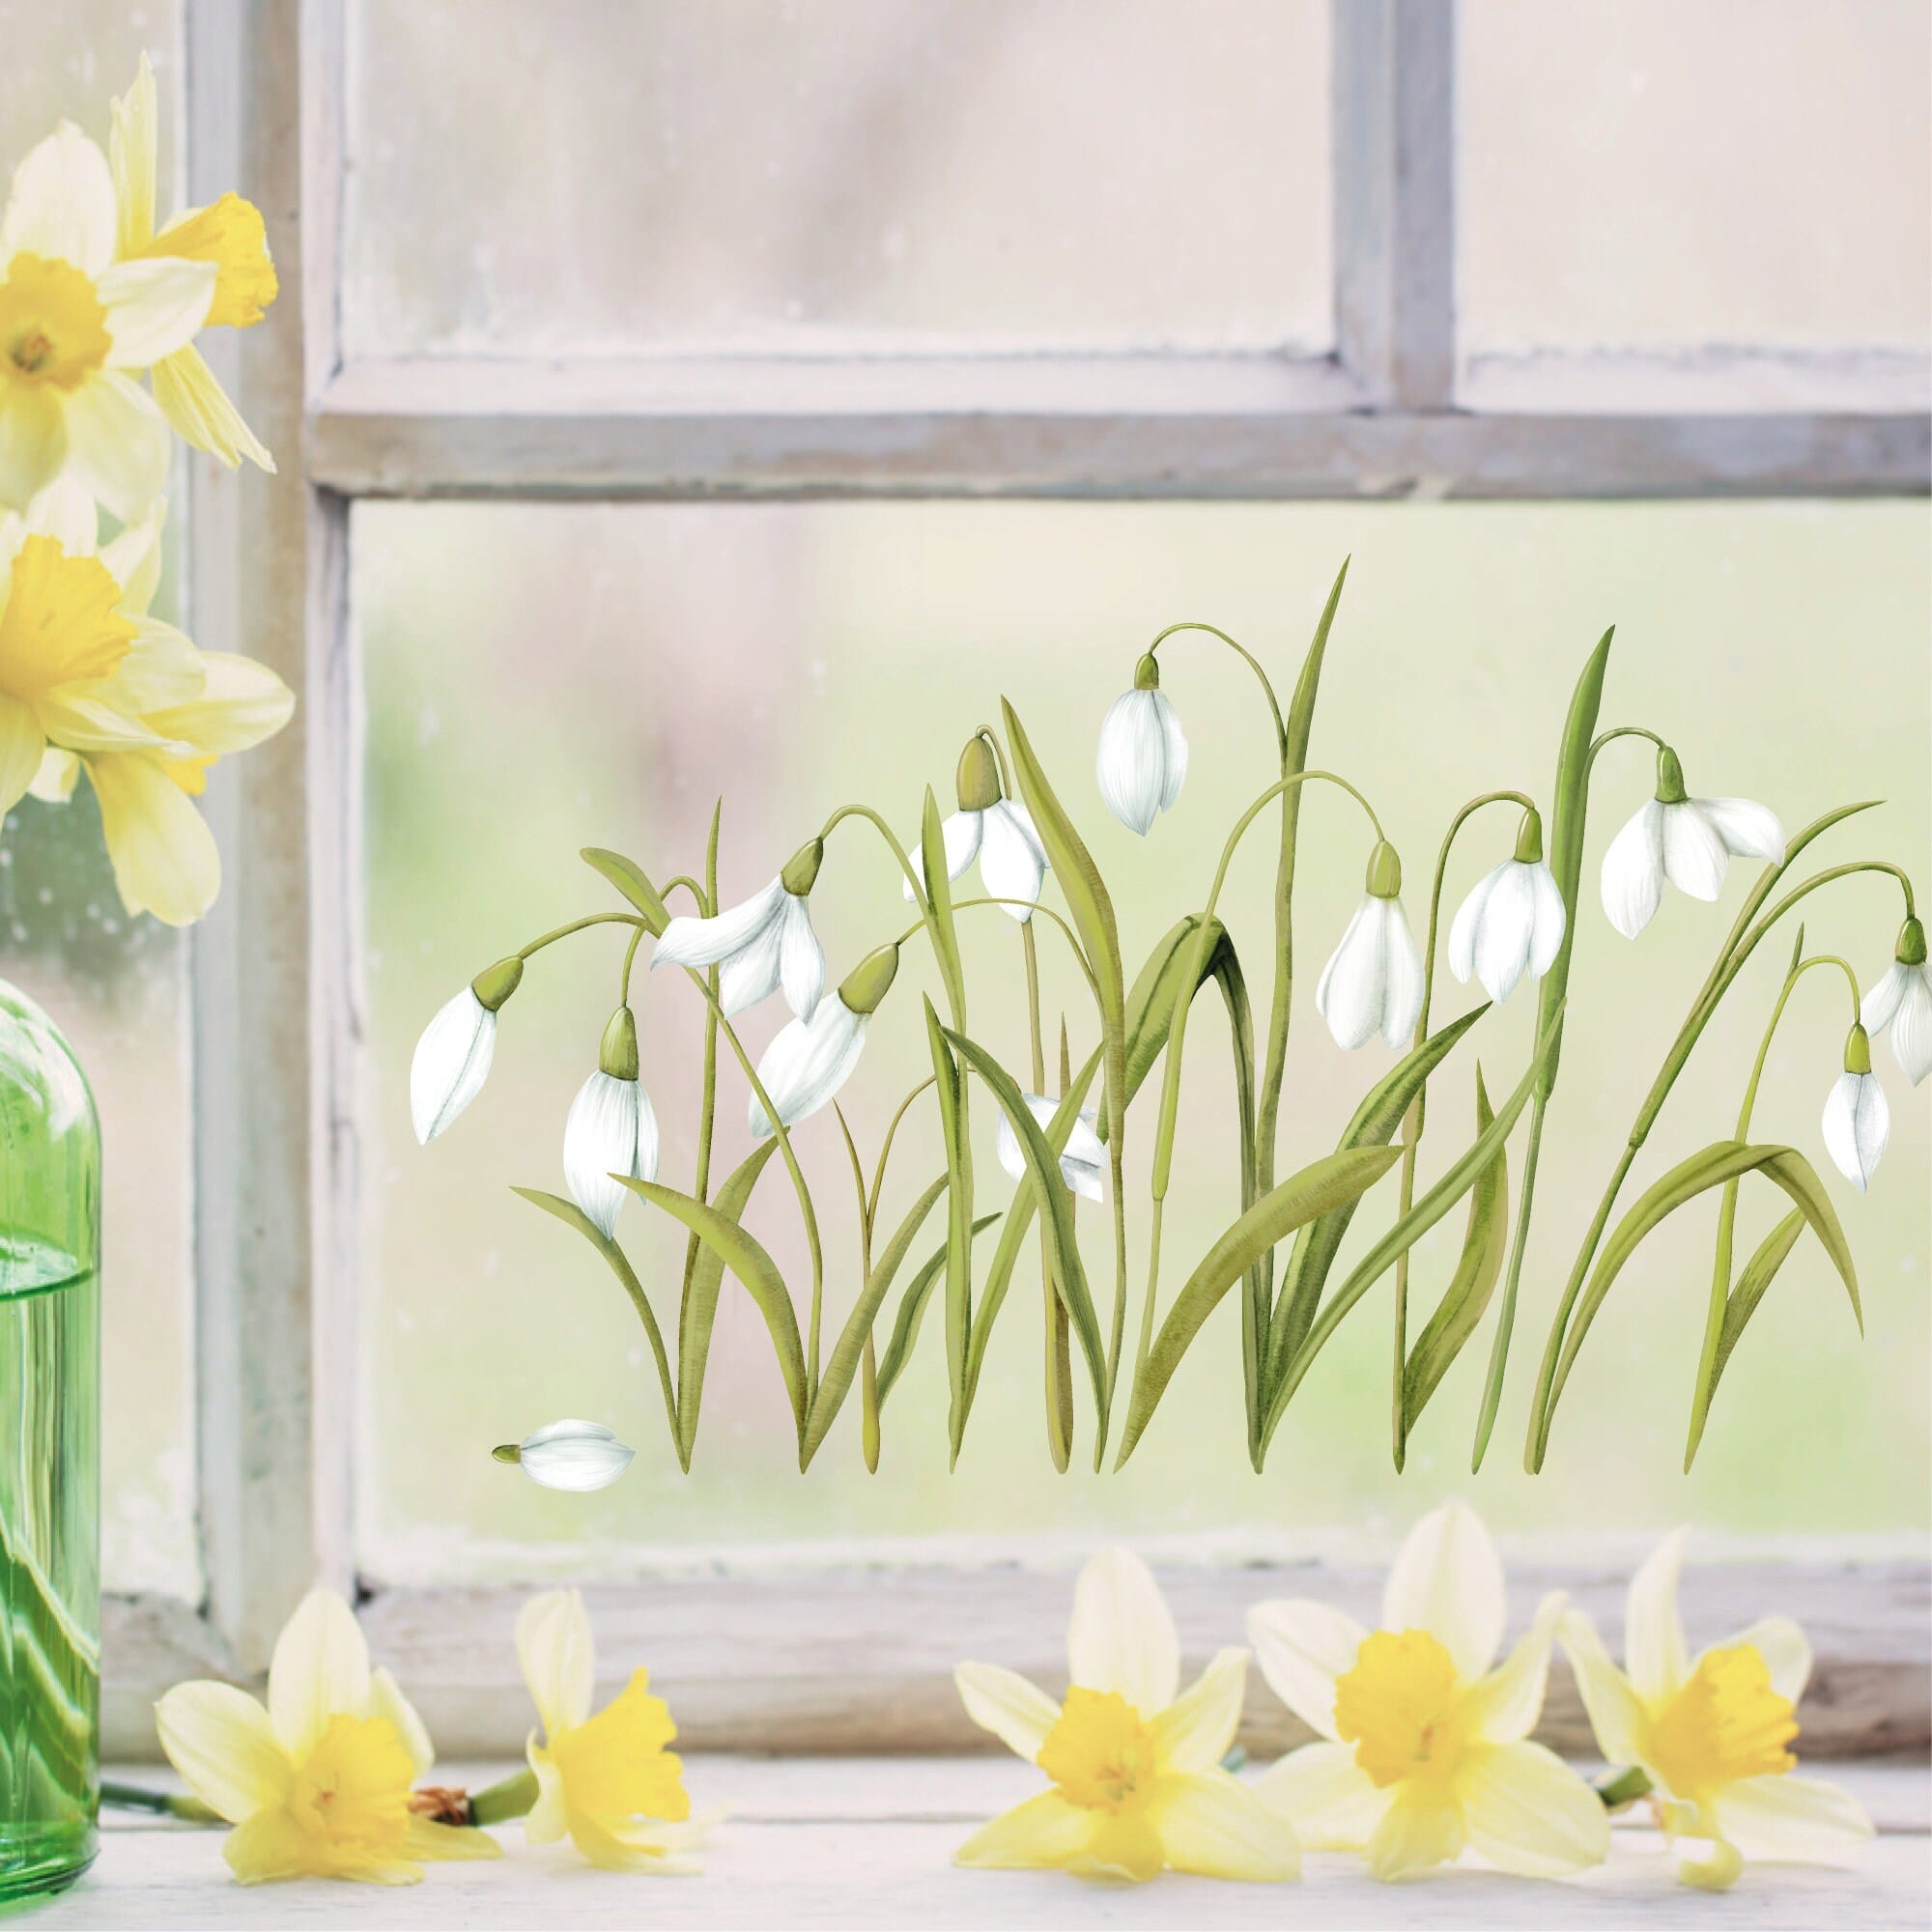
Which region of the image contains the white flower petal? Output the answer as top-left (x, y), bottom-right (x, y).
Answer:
top-left (953, 1662), bottom-right (1061, 1761)
top-left (1472, 862), bottom-right (1538, 1004)
top-left (3, 123), bottom-right (118, 271)
top-left (1526, 859), bottom-right (1568, 978)
top-left (903, 806), bottom-right (983, 902)
top-left (1884, 966), bottom-right (1932, 1086)
top-left (1601, 799), bottom-right (1665, 939)
top-left (1821, 1067), bottom-right (1888, 1192)
top-left (267, 1590), bottom-right (372, 1761)
top-left (1095, 689), bottom-right (1174, 836)
top-left (1254, 1741), bottom-right (1388, 1850)
top-left (978, 799), bottom-right (1046, 920)
top-left (1151, 691), bottom-right (1188, 810)
top-left (1861, 960), bottom-right (1905, 1033)
top-left (1378, 896), bottom-right (1425, 1046)
top-left (1707, 1772), bottom-right (1874, 1867)
top-left (1366, 1781), bottom-right (1463, 1880)
top-left (1711, 1614), bottom-right (1811, 1704)
top-left (1447, 863), bottom-right (1502, 985)
top-left (1696, 795), bottom-right (1786, 864)
top-left (1463, 1592), bottom-right (1565, 1743)
top-left (1381, 1498), bottom-right (1505, 1682)
top-left (1555, 1608), bottom-right (1648, 1768)
top-left (998, 1093), bottom-right (1106, 1201)
top-left (96, 256), bottom-right (217, 367)
top-left (518, 1420), bottom-right (635, 1493)
top-left (1150, 1648), bottom-right (1249, 1774)
top-left (0, 383), bottom-right (65, 509)
top-left (1460, 1740), bottom-right (1610, 1878)
top-left (748, 998), bottom-right (866, 1137)
top-left (1316, 898), bottom-right (1385, 1051)
top-left (1626, 1526), bottom-right (1690, 1703)
top-left (716, 921), bottom-right (785, 1015)
top-left (777, 891), bottom-right (825, 1020)
top-left (562, 1069), bottom-right (658, 1238)
top-left (1066, 1548), bottom-right (1179, 1713)
top-left (515, 1588), bottom-right (595, 1737)
top-left (1245, 1598), bottom-right (1366, 1742)
top-left (411, 988), bottom-right (495, 1144)
top-left (1660, 799), bottom-right (1728, 901)
top-left (652, 878), bottom-right (783, 971)
top-left (23, 476), bottom-right (97, 554)
top-left (57, 369), bottom-right (169, 523)
top-left (1148, 1769), bottom-right (1298, 1882)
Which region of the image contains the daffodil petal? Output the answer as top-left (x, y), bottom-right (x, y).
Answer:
top-left (1555, 1607), bottom-right (1648, 1768)
top-left (1709, 1614), bottom-right (1810, 1705)
top-left (154, 1681), bottom-right (290, 1824)
top-left (3, 123), bottom-right (117, 272)
top-left (953, 1662), bottom-right (1061, 1760)
top-left (367, 1666), bottom-right (435, 1780)
top-left (97, 256), bottom-right (217, 367)
top-left (566, 1812), bottom-right (697, 1873)
top-left (266, 1588), bottom-right (373, 1761)
top-left (1708, 1771), bottom-right (1873, 1866)
top-left (58, 368), bottom-right (168, 523)
top-left (1245, 1597), bottom-right (1365, 1742)
top-left (515, 1588), bottom-right (595, 1738)
top-left (84, 749), bottom-right (220, 925)
top-left (1365, 1779), bottom-right (1464, 1881)
top-left (1148, 1770), bottom-right (1299, 1881)
top-left (0, 382), bottom-right (66, 510)
top-left (1462, 1591), bottom-right (1565, 1743)
top-left (1626, 1526), bottom-right (1690, 1702)
top-left (145, 649), bottom-right (295, 753)
top-left (1071, 1810), bottom-right (1166, 1883)
top-left (21, 475), bottom-right (96, 553)
top-left (403, 1817), bottom-right (502, 1863)
top-left (1459, 1740), bottom-right (1610, 1877)
top-left (953, 1789), bottom-right (1094, 1870)
top-left (0, 694), bottom-right (43, 814)
top-left (1150, 1647), bottom-right (1248, 1773)
top-left (28, 744), bottom-right (78, 803)
top-left (222, 1808), bottom-right (328, 1886)
top-left (1254, 1741), bottom-right (1388, 1850)
top-left (110, 56), bottom-right (158, 255)
top-left (1380, 1498), bottom-right (1505, 1682)
top-left (152, 343), bottom-right (275, 470)
top-left (522, 1741), bottom-right (569, 1845)
top-left (1066, 1547), bottom-right (1179, 1714)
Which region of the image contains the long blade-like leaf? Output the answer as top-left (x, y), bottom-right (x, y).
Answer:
top-left (876, 1215), bottom-right (1003, 1405)
top-left (615, 1176), bottom-right (808, 1440)
top-left (1116, 1143), bottom-right (1403, 1463)
top-left (672, 1139), bottom-right (778, 1464)
top-left (1685, 1206), bottom-right (1806, 1468)
top-left (923, 997), bottom-right (974, 1455)
top-left (580, 846), bottom-right (669, 934)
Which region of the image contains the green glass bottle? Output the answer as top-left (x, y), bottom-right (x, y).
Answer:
top-left (0, 978), bottom-right (99, 1901)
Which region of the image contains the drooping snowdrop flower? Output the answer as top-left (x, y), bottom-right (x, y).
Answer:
top-left (1447, 808), bottom-right (1567, 1004)
top-left (494, 1419), bottom-right (637, 1493)
top-left (903, 734), bottom-right (1048, 921)
top-left (1249, 1501), bottom-right (1607, 1884)
top-left (994, 1093), bottom-right (1105, 1202)
top-left (1317, 839), bottom-right (1425, 1051)
top-left (1560, 1527), bottom-right (1873, 1889)
top-left (652, 838), bottom-right (826, 1019)
top-left (411, 956), bottom-right (523, 1144)
top-left (954, 1548), bottom-right (1297, 1883)
top-left (1600, 746), bottom-right (1785, 941)
top-left (561, 1005), bottom-right (659, 1237)
top-left (1095, 651), bottom-right (1188, 836)
top-left (1861, 915), bottom-right (1931, 1087)
top-left (1820, 1023), bottom-right (1889, 1194)
top-left (749, 943), bottom-right (899, 1139)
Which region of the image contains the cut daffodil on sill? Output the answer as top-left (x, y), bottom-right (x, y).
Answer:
top-left (1559, 1527), bottom-right (1873, 1889)
top-left (1247, 1500), bottom-right (1609, 1883)
top-left (154, 1589), bottom-right (499, 1886)
top-left (953, 1548), bottom-right (1297, 1884)
top-left (481, 1587), bottom-right (715, 1873)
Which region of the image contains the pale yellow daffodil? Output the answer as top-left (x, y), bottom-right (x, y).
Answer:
top-left (1248, 1500), bottom-right (1609, 1883)
top-left (155, 1588), bottom-right (499, 1886)
top-left (953, 1547), bottom-right (1298, 1884)
top-left (1559, 1527), bottom-right (1874, 1889)
top-left (514, 1588), bottom-right (712, 1872)
top-left (109, 53), bottom-right (276, 473)
top-left (6, 482), bottom-right (292, 923)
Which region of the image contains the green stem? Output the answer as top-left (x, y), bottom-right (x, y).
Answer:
top-left (674, 812), bottom-right (722, 1394)
top-left (1595, 1766), bottom-right (1654, 1811)
top-left (1146, 621), bottom-right (1289, 755)
top-left (1589, 724), bottom-right (1666, 760)
top-left (617, 923), bottom-right (646, 1003)
top-left (468, 1769), bottom-right (539, 1829)
top-left (821, 802), bottom-right (931, 916)
top-left (891, 898), bottom-right (1101, 1002)
top-left (517, 911), bottom-right (645, 957)
top-left (99, 1778), bottom-right (218, 1823)
top-left (1022, 923), bottom-right (1071, 1471)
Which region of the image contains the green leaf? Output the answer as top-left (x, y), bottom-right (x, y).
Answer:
top-left (1401, 1066), bottom-right (1508, 1435)
top-left (672, 1140), bottom-right (779, 1465)
top-left (921, 785), bottom-right (968, 1024)
top-left (876, 1215), bottom-right (1003, 1405)
top-left (924, 997), bottom-right (974, 1452)
top-left (801, 1174), bottom-right (950, 1465)
top-left (1686, 1207), bottom-right (1806, 1468)
top-left (1538, 1141), bottom-right (1860, 1461)
top-left (1262, 1002), bottom-right (1564, 1460)
top-left (512, 1187), bottom-right (677, 1441)
top-left (1115, 1143), bottom-right (1403, 1463)
top-left (614, 1176), bottom-right (809, 1441)
top-left (1268, 1003), bottom-right (1489, 1385)
top-left (945, 1028), bottom-right (1110, 1434)
top-left (579, 846), bottom-right (669, 935)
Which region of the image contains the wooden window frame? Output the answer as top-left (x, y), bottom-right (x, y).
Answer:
top-left (106, 0), bottom-right (1927, 1757)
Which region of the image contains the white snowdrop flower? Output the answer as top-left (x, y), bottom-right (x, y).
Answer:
top-left (1448, 809), bottom-right (1568, 1004)
top-left (1318, 839), bottom-right (1426, 1051)
top-left (1600, 746), bottom-right (1785, 941)
top-left (497, 1419), bottom-right (635, 1492)
top-left (994, 1092), bottom-right (1105, 1202)
top-left (1821, 1024), bottom-right (1889, 1194)
top-left (411, 955), bottom-right (523, 1144)
top-left (903, 735), bottom-right (1049, 922)
top-left (1095, 651), bottom-right (1188, 836)
top-left (561, 1006), bottom-right (659, 1238)
top-left (749, 943), bottom-right (899, 1139)
top-left (652, 838), bottom-right (826, 1019)
top-left (1861, 916), bottom-right (1931, 1088)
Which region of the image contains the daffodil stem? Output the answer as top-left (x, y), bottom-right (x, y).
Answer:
top-left (1594, 1766), bottom-right (1653, 1810)
top-left (99, 1779), bottom-right (217, 1823)
top-left (467, 1770), bottom-right (538, 1829)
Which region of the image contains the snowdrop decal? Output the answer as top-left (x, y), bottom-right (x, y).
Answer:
top-left (412, 564), bottom-right (1919, 1482)
top-left (1862, 914), bottom-right (1931, 1086)
top-left (493, 1418), bottom-right (636, 1493)
top-left (653, 837), bottom-right (827, 1018)
top-left (1600, 744), bottom-right (1785, 940)
top-left (1820, 1023), bottom-right (1889, 1194)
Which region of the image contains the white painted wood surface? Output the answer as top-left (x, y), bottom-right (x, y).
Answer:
top-left (29, 1759), bottom-right (1929, 1930)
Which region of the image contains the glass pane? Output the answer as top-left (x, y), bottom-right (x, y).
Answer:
top-left (1461, 0), bottom-right (1932, 352)
top-left (0, 9), bottom-right (195, 1601)
top-left (356, 500), bottom-right (1928, 1580)
top-left (343, 0), bottom-right (1330, 355)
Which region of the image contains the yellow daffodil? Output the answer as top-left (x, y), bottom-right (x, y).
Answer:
top-left (6, 482), bottom-right (292, 923)
top-left (109, 53), bottom-right (276, 473)
top-left (155, 1589), bottom-right (499, 1886)
top-left (953, 1548), bottom-right (1298, 1884)
top-left (512, 1588), bottom-right (712, 1872)
top-left (1559, 1527), bottom-right (1874, 1889)
top-left (1247, 1500), bottom-right (1609, 1883)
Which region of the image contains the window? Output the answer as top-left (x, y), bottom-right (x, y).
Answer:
top-left (44, 1), bottom-right (1924, 1757)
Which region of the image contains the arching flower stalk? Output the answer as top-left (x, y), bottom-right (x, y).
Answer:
top-left (904, 733), bottom-right (1049, 921)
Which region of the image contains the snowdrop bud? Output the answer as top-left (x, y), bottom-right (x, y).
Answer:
top-left (956, 734), bottom-right (1003, 813)
top-left (411, 955), bottom-right (523, 1145)
top-left (1366, 838), bottom-right (1403, 898)
top-left (1095, 652), bottom-right (1188, 836)
top-left (1898, 916), bottom-right (1928, 968)
top-left (493, 1419), bottom-right (635, 1492)
top-left (838, 942), bottom-right (901, 1015)
top-left (1654, 743), bottom-right (1689, 804)
top-left (1513, 807), bottom-right (1545, 865)
top-left (597, 1004), bottom-right (639, 1080)
top-left (781, 837), bottom-right (825, 896)
top-left (1821, 1023), bottom-right (1889, 1194)
top-left (1318, 841), bottom-right (1426, 1050)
